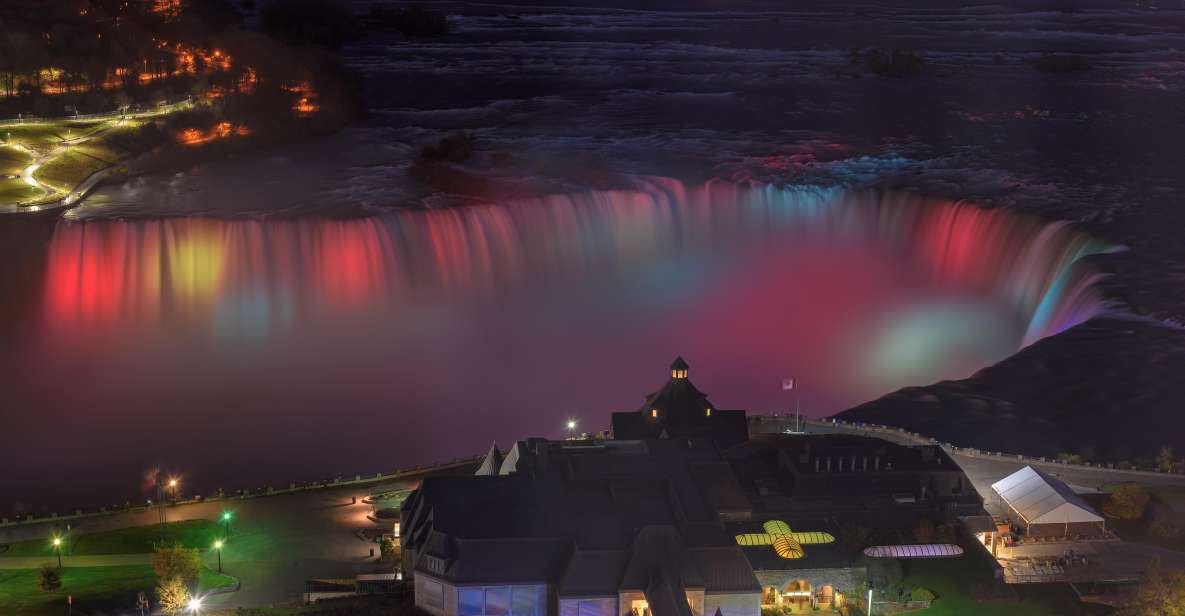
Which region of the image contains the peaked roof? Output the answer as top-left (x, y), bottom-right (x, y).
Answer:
top-left (611, 358), bottom-right (748, 448)
top-left (475, 443), bottom-right (503, 476)
top-left (991, 466), bottom-right (1103, 525)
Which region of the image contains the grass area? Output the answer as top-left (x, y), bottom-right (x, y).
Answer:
top-left (899, 553), bottom-right (1110, 616)
top-left (0, 178), bottom-right (43, 204)
top-left (32, 148), bottom-right (113, 193)
top-left (0, 144), bottom-right (32, 176)
top-left (0, 564), bottom-right (234, 616)
top-left (0, 121), bottom-right (105, 154)
top-left (2, 519), bottom-right (222, 557)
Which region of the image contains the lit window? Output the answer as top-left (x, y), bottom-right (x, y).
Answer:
top-left (485, 588), bottom-right (509, 616)
top-left (650, 409), bottom-right (658, 418)
top-left (705, 408), bottom-right (712, 417)
top-left (460, 589), bottom-right (483, 616)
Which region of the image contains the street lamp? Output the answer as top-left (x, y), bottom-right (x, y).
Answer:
top-left (52, 536), bottom-right (62, 569)
top-left (221, 511), bottom-right (232, 536)
top-left (566, 419), bottom-right (577, 438)
top-left (187, 596), bottom-right (203, 614)
top-left (213, 540), bottom-right (224, 573)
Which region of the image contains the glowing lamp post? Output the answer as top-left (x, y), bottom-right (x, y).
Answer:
top-left (213, 540), bottom-right (224, 573)
top-left (566, 419), bottom-right (577, 438)
top-left (52, 536), bottom-right (63, 569)
top-left (187, 596), bottom-right (203, 614)
top-left (221, 511), bottom-right (232, 537)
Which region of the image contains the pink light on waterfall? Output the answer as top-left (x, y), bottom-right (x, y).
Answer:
top-left (34, 178), bottom-right (1112, 417)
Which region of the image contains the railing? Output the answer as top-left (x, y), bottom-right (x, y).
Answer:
top-left (751, 415), bottom-right (1185, 480)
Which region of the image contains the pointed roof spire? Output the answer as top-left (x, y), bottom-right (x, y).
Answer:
top-left (670, 356), bottom-right (689, 380)
top-left (475, 442), bottom-right (503, 476)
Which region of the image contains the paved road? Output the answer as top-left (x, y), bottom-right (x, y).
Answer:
top-left (754, 418), bottom-right (1185, 500)
top-left (0, 478), bottom-right (418, 610)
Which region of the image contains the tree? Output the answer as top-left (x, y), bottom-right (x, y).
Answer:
top-left (1158, 446), bottom-right (1176, 474)
top-left (839, 524), bottom-right (872, 555)
top-left (380, 536), bottom-right (401, 564)
top-left (912, 519), bottom-right (937, 544)
top-left (1120, 557), bottom-right (1185, 616)
top-left (38, 565), bottom-right (61, 591)
top-left (867, 558), bottom-right (905, 601)
top-left (1104, 484), bottom-right (1151, 520)
top-left (152, 542), bottom-right (201, 586)
top-left (157, 575), bottom-right (191, 615)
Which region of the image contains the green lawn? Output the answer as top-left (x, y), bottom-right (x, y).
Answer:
top-left (900, 555), bottom-right (1110, 616)
top-left (0, 121), bottom-right (106, 154)
top-left (32, 148), bottom-right (113, 193)
top-left (0, 145), bottom-right (32, 176)
top-left (2, 519), bottom-right (222, 557)
top-left (0, 178), bottom-right (43, 204)
top-left (0, 565), bottom-right (234, 616)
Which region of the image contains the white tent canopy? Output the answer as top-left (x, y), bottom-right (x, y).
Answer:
top-left (991, 466), bottom-right (1104, 526)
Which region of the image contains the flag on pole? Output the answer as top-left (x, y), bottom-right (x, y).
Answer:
top-left (782, 378), bottom-right (795, 391)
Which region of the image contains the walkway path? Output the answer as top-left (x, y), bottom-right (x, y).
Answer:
top-left (0, 100), bottom-right (193, 215)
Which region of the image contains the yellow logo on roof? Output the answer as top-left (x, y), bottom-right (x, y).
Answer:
top-left (735, 520), bottom-right (835, 559)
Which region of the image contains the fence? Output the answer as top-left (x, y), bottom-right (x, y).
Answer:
top-left (751, 415), bottom-right (1185, 480)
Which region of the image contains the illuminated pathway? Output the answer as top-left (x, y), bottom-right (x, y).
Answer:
top-left (0, 101), bottom-right (192, 214)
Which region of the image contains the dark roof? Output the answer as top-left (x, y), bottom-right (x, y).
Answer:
top-left (686, 547), bottom-right (765, 593)
top-left (403, 438), bottom-right (758, 589)
top-left (611, 359), bottom-right (748, 448)
top-left (646, 569), bottom-right (695, 616)
top-left (447, 537), bottom-right (570, 584)
top-left (559, 550), bottom-right (631, 597)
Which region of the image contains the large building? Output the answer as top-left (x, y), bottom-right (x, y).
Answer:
top-left (610, 357), bottom-right (748, 448)
top-left (400, 437), bottom-right (762, 616)
top-left (401, 358), bottom-right (986, 616)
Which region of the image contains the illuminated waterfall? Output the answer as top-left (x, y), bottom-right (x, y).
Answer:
top-left (39, 178), bottom-right (1112, 407)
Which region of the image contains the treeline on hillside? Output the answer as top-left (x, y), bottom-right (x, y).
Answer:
top-left (0, 0), bottom-right (361, 139)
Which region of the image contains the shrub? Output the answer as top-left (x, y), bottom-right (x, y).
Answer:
top-left (38, 565), bottom-right (61, 591)
top-left (1104, 484), bottom-right (1151, 520)
top-left (867, 558), bottom-right (905, 600)
top-left (911, 587), bottom-right (936, 602)
top-left (839, 524), bottom-right (872, 555)
top-left (157, 576), bottom-right (190, 615)
top-left (152, 542), bottom-right (201, 586)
